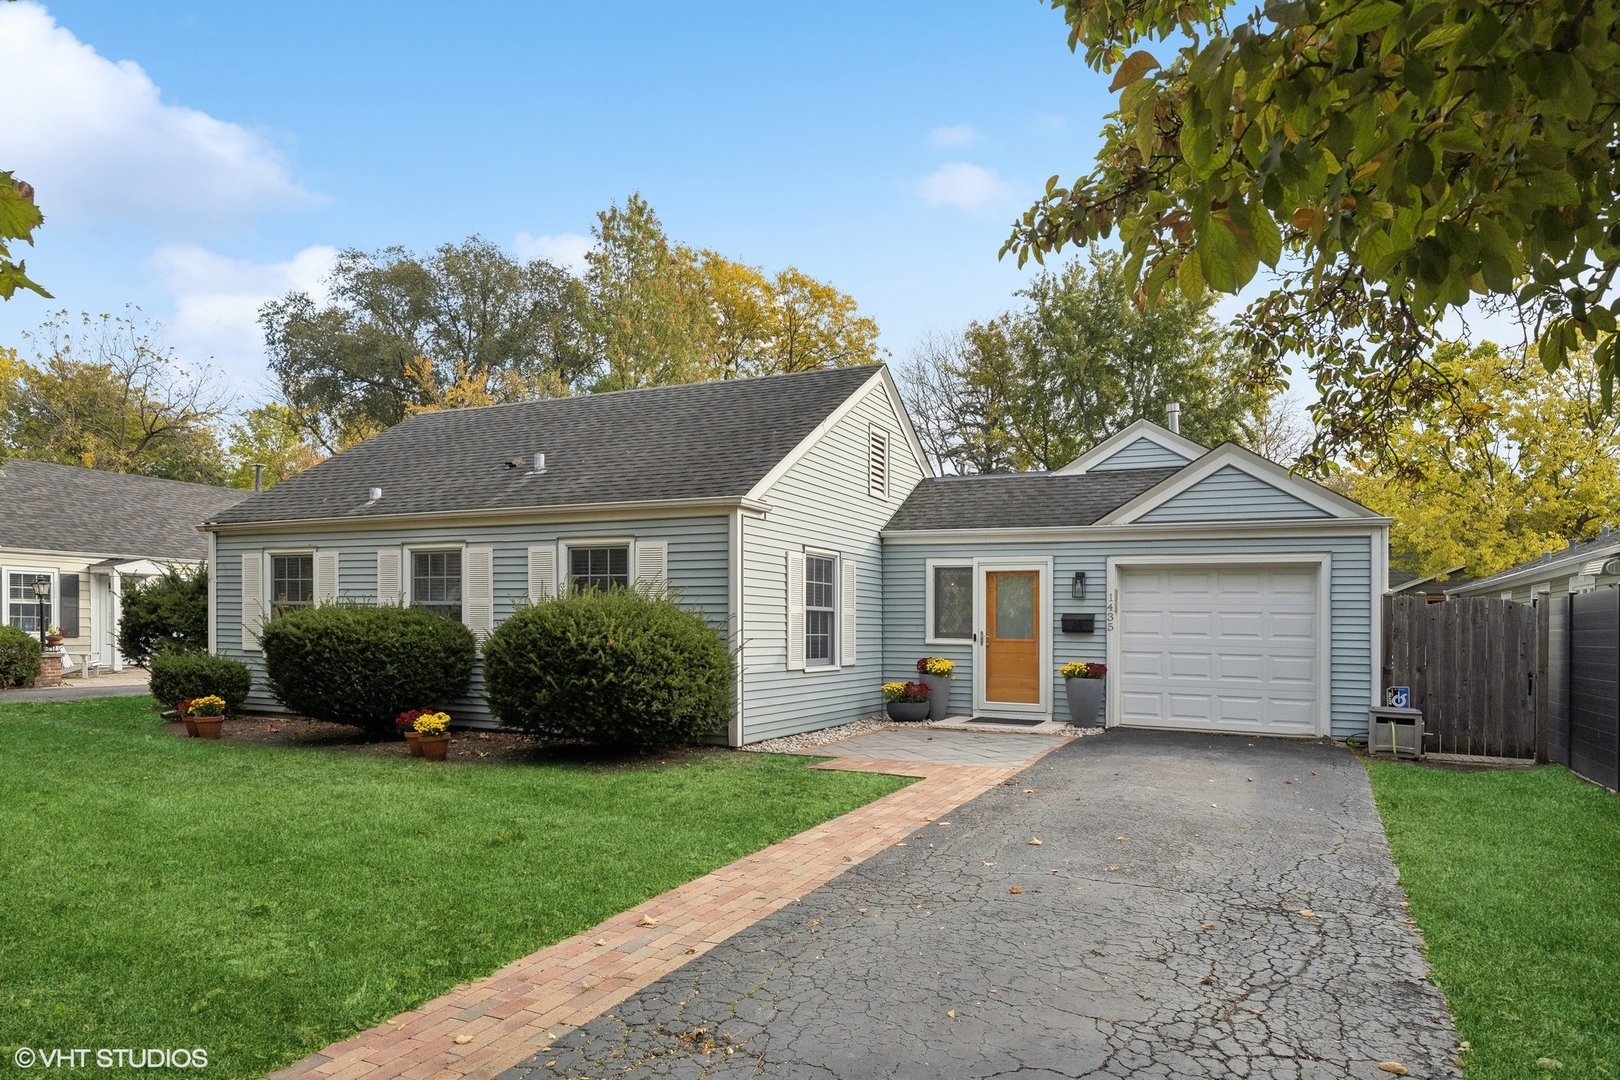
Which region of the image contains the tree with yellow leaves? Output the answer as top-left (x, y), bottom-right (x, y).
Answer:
top-left (1347, 342), bottom-right (1620, 580)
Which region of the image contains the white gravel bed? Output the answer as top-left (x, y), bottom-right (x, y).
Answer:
top-left (737, 715), bottom-right (898, 754)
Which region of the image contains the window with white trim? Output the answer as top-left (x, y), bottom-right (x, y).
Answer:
top-left (411, 549), bottom-right (463, 621)
top-left (570, 545), bottom-right (629, 592)
top-left (868, 427), bottom-right (890, 500)
top-left (804, 554), bottom-right (837, 665)
top-left (270, 554), bottom-right (314, 615)
top-left (6, 571), bottom-right (53, 633)
top-left (928, 563), bottom-right (973, 642)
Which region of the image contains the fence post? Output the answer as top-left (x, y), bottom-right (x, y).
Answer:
top-left (1536, 598), bottom-right (1550, 764)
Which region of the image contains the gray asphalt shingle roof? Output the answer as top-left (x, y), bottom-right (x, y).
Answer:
top-left (883, 467), bottom-right (1185, 531)
top-left (208, 365), bottom-right (885, 526)
top-left (0, 459), bottom-right (247, 560)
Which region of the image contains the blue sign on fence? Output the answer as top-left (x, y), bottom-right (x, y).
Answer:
top-left (1386, 686), bottom-right (1411, 710)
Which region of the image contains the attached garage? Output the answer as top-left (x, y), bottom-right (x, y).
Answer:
top-left (1111, 559), bottom-right (1328, 737)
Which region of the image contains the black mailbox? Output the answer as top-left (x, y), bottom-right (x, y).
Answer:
top-left (1060, 613), bottom-right (1096, 634)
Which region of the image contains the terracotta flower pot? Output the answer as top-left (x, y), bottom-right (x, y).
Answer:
top-left (418, 734), bottom-right (450, 761)
top-left (404, 729), bottom-right (423, 756)
top-left (45, 635), bottom-right (63, 647)
top-left (183, 717), bottom-right (199, 737)
top-left (193, 716), bottom-right (224, 739)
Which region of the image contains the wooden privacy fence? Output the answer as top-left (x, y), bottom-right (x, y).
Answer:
top-left (1382, 595), bottom-right (1538, 758)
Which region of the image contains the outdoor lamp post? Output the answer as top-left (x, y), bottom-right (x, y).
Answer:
top-left (31, 577), bottom-right (49, 648)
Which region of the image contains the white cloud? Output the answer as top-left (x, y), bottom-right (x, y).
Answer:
top-left (927, 124), bottom-right (980, 149)
top-left (915, 162), bottom-right (1014, 215)
top-left (0, 2), bottom-right (317, 226)
top-left (148, 243), bottom-right (338, 386)
top-left (513, 231), bottom-right (593, 274)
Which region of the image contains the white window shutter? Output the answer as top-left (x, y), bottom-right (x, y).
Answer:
top-left (314, 551), bottom-right (340, 606)
top-left (840, 558), bottom-right (858, 666)
top-left (635, 540), bottom-right (668, 592)
top-left (527, 544), bottom-right (557, 602)
top-left (376, 548), bottom-right (402, 606)
top-left (785, 551), bottom-right (806, 671)
top-left (240, 552), bottom-right (263, 652)
top-left (465, 546), bottom-right (495, 641)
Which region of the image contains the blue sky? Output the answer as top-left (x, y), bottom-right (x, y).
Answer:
top-left (0, 2), bottom-right (1118, 400)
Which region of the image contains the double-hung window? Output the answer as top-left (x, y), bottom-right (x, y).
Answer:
top-left (570, 545), bottom-right (629, 592)
top-left (804, 554), bottom-right (837, 666)
top-left (412, 550), bottom-right (463, 621)
top-left (271, 554), bottom-right (314, 616)
top-left (6, 571), bottom-right (52, 633)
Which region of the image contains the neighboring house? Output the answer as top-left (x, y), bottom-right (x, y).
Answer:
top-left (1448, 528), bottom-right (1620, 602)
top-left (202, 366), bottom-right (1391, 744)
top-left (1389, 564), bottom-right (1469, 601)
top-left (0, 459), bottom-right (248, 672)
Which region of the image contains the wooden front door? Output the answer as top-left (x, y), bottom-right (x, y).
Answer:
top-left (985, 570), bottom-right (1041, 705)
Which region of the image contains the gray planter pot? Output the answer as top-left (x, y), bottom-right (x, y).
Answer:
top-left (919, 673), bottom-right (953, 721)
top-left (1064, 677), bottom-right (1105, 727)
top-left (886, 700), bottom-right (930, 722)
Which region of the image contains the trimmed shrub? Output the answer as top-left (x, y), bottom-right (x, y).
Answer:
top-left (482, 588), bottom-right (733, 748)
top-left (259, 604), bottom-right (476, 735)
top-left (148, 650), bottom-right (253, 713)
top-left (120, 566), bottom-right (208, 665)
top-left (0, 625), bottom-right (43, 688)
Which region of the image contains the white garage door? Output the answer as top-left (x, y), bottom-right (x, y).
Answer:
top-left (1117, 565), bottom-right (1320, 735)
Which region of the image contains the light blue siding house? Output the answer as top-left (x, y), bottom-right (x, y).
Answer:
top-left (201, 370), bottom-right (1388, 743)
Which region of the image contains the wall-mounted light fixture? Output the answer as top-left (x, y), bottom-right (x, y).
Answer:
top-left (1071, 571), bottom-right (1086, 600)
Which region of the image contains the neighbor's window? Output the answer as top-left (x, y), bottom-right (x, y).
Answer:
top-left (271, 555), bottom-right (314, 615)
top-left (570, 545), bottom-right (629, 592)
top-left (6, 571), bottom-right (51, 632)
top-left (412, 550), bottom-right (463, 620)
top-left (805, 554), bottom-right (836, 665)
top-left (931, 565), bottom-right (973, 641)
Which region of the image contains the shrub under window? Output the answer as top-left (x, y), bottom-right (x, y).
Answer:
top-left (482, 588), bottom-right (733, 748)
top-left (148, 651), bottom-right (253, 713)
top-left (0, 625), bottom-right (43, 687)
top-left (259, 604), bottom-right (475, 735)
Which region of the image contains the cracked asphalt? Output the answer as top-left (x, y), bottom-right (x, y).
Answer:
top-left (499, 730), bottom-right (1459, 1079)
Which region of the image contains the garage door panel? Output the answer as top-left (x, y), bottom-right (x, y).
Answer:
top-left (1116, 564), bottom-right (1320, 736)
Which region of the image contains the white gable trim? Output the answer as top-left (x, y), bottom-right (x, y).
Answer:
top-left (744, 367), bottom-right (934, 501)
top-left (1052, 419), bottom-right (1208, 475)
top-left (1097, 443), bottom-right (1380, 525)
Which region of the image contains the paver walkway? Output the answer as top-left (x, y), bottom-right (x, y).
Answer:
top-left (501, 730), bottom-right (1460, 1079)
top-left (268, 729), bottom-right (1069, 1080)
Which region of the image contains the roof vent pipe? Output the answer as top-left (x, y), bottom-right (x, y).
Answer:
top-left (366, 487), bottom-right (382, 504)
top-left (533, 452), bottom-right (546, 473)
top-left (1166, 402), bottom-right (1181, 434)
top-left (252, 463), bottom-right (264, 492)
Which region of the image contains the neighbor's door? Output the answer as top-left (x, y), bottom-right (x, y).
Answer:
top-left (974, 564), bottom-right (1049, 717)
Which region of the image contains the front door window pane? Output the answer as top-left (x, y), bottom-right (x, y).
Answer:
top-left (7, 572), bottom-right (50, 632)
top-left (569, 546), bottom-right (629, 592)
top-left (272, 555), bottom-right (314, 615)
top-left (933, 566), bottom-right (972, 640)
top-left (412, 551), bottom-right (463, 620)
top-left (805, 555), bottom-right (836, 664)
top-left (993, 572), bottom-right (1036, 640)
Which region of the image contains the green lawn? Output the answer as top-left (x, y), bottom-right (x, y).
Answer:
top-left (1367, 759), bottom-right (1620, 1079)
top-left (0, 697), bottom-right (909, 1079)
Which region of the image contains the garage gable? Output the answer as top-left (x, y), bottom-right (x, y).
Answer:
top-left (1136, 466), bottom-right (1330, 522)
top-left (1099, 443), bottom-right (1380, 525)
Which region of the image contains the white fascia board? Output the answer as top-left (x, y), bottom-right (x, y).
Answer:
top-left (1051, 418), bottom-right (1208, 475)
top-left (881, 518), bottom-right (1391, 544)
top-left (202, 496), bottom-right (771, 536)
top-left (1096, 442), bottom-right (1380, 524)
top-left (0, 544), bottom-right (204, 564)
top-left (743, 367), bottom-right (932, 502)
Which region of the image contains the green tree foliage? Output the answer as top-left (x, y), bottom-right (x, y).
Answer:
top-left (1348, 341), bottom-right (1620, 577)
top-left (260, 237), bottom-right (595, 451)
top-left (0, 172), bottom-right (48, 301)
top-left (224, 403), bottom-right (324, 490)
top-left (0, 310), bottom-right (231, 482)
top-left (1006, 0), bottom-right (1620, 468)
top-left (118, 566), bottom-right (209, 666)
top-left (903, 250), bottom-right (1262, 472)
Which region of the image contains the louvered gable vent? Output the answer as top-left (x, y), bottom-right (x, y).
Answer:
top-left (867, 427), bottom-right (890, 500)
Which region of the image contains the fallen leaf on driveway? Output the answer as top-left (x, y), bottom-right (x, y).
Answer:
top-left (983, 861), bottom-right (996, 867)
top-left (1115, 836), bottom-right (1126, 842)
top-left (1008, 886), bottom-right (1023, 894)
top-left (1299, 909), bottom-right (1318, 918)
top-left (637, 914), bottom-right (659, 927)
top-left (1028, 837), bottom-right (1043, 846)
top-left (947, 1009), bottom-right (957, 1018)
top-left (1211, 803), bottom-right (1219, 808)
top-left (1247, 777), bottom-right (1253, 782)
top-left (1105, 865), bottom-right (1121, 872)
top-left (1201, 922), bottom-right (1215, 931)
top-left (1024, 788), bottom-right (1036, 793)
top-left (1377, 1063), bottom-right (1408, 1075)
top-left (685, 947), bottom-right (697, 954)
top-left (453, 1035), bottom-right (473, 1045)
top-left (858, 908), bottom-right (868, 914)
top-left (594, 938), bottom-right (607, 946)
top-left (1200, 975), bottom-right (1212, 985)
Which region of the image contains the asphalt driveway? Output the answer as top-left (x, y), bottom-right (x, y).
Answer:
top-left (501, 730), bottom-right (1459, 1079)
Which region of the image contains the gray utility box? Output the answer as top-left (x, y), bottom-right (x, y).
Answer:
top-left (1368, 707), bottom-right (1425, 759)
